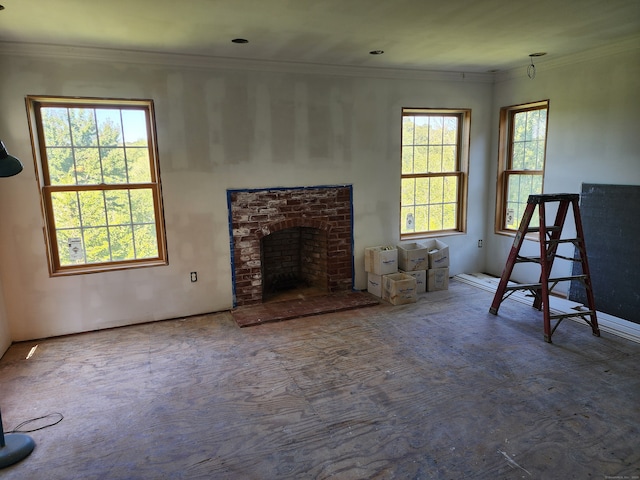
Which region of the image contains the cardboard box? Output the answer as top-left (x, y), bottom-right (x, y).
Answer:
top-left (397, 243), bottom-right (430, 271)
top-left (382, 272), bottom-right (417, 305)
top-left (400, 269), bottom-right (426, 293)
top-left (427, 267), bottom-right (449, 291)
top-left (421, 239), bottom-right (450, 269)
top-left (364, 246), bottom-right (398, 275)
top-left (367, 273), bottom-right (383, 297)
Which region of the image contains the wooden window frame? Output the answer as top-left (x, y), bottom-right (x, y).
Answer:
top-left (26, 95), bottom-right (168, 276)
top-left (400, 108), bottom-right (470, 240)
top-left (495, 100), bottom-right (549, 235)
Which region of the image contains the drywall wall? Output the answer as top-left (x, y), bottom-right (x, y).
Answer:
top-left (485, 43), bottom-right (640, 301)
top-left (0, 46), bottom-right (493, 341)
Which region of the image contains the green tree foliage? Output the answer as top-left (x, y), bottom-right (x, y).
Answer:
top-left (42, 106), bottom-right (158, 266)
top-left (505, 108), bottom-right (546, 229)
top-left (401, 114), bottom-right (459, 234)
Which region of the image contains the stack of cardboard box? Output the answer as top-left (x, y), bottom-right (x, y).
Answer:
top-left (397, 243), bottom-right (428, 293)
top-left (364, 240), bottom-right (449, 303)
top-left (421, 239), bottom-right (450, 291)
top-left (364, 246), bottom-right (417, 305)
top-left (397, 240), bottom-right (449, 292)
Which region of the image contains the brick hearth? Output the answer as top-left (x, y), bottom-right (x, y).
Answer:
top-left (228, 185), bottom-right (354, 306)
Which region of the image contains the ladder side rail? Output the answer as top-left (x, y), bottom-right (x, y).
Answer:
top-left (538, 202), bottom-right (554, 342)
top-left (489, 201), bottom-right (537, 315)
top-left (571, 198), bottom-right (601, 337)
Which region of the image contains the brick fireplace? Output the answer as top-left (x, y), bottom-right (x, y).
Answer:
top-left (227, 185), bottom-right (354, 306)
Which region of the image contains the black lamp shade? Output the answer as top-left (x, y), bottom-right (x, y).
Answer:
top-left (0, 141), bottom-right (24, 177)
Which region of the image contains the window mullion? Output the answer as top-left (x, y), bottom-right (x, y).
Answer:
top-left (128, 190), bottom-right (138, 260)
top-left (400, 109), bottom-right (469, 237)
top-left (28, 96), bottom-right (167, 275)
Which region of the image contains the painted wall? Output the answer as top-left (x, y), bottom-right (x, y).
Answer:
top-left (0, 47), bottom-right (493, 343)
top-left (0, 274), bottom-right (10, 356)
top-left (485, 44), bottom-right (640, 292)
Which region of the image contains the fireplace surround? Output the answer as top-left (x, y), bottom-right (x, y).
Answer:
top-left (227, 185), bottom-right (354, 306)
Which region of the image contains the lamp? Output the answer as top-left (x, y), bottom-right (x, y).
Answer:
top-left (0, 408), bottom-right (35, 468)
top-left (0, 139), bottom-right (31, 468)
top-left (0, 141), bottom-right (24, 177)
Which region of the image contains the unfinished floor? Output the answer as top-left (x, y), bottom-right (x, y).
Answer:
top-left (1, 279), bottom-right (638, 479)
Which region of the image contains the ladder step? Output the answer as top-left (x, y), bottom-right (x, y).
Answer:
top-left (504, 282), bottom-right (542, 291)
top-left (553, 254), bottom-right (582, 262)
top-left (546, 238), bottom-right (581, 245)
top-left (515, 255), bottom-right (541, 264)
top-left (551, 274), bottom-right (588, 283)
top-left (504, 275), bottom-right (588, 291)
top-left (517, 254), bottom-right (581, 263)
top-left (550, 310), bottom-right (596, 321)
top-left (525, 226), bottom-right (562, 233)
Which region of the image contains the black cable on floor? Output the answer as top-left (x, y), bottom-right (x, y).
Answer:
top-left (5, 412), bottom-right (64, 433)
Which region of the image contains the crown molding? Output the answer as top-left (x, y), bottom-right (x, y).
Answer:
top-left (0, 41), bottom-right (494, 84)
top-left (495, 34), bottom-right (640, 83)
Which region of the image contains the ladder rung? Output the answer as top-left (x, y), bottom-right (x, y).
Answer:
top-left (517, 253), bottom-right (582, 262)
top-left (550, 275), bottom-right (588, 283)
top-left (505, 283), bottom-right (542, 291)
top-left (515, 256), bottom-right (541, 264)
top-left (553, 254), bottom-right (582, 262)
top-left (504, 275), bottom-right (588, 291)
top-left (525, 226), bottom-right (562, 233)
top-left (550, 310), bottom-right (596, 321)
top-left (546, 238), bottom-right (581, 245)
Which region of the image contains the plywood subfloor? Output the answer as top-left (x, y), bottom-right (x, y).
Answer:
top-left (1, 279), bottom-right (638, 479)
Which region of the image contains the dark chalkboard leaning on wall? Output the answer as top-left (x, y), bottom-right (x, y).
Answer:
top-left (569, 184), bottom-right (640, 324)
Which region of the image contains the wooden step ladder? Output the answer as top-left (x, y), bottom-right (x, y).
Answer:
top-left (489, 193), bottom-right (601, 343)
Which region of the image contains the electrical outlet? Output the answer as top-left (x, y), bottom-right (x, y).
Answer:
top-left (190, 272), bottom-right (197, 282)
top-left (478, 239), bottom-right (483, 248)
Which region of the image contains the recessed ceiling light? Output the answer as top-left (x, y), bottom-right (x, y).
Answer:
top-left (370, 50), bottom-right (384, 55)
top-left (232, 38), bottom-right (249, 44)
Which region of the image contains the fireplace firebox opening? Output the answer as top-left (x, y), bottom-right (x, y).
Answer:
top-left (261, 226), bottom-right (328, 302)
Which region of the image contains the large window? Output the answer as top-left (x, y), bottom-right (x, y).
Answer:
top-left (401, 108), bottom-right (470, 238)
top-left (496, 100), bottom-right (549, 232)
top-left (27, 96), bottom-right (167, 276)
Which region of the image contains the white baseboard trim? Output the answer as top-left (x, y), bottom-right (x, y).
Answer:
top-left (456, 273), bottom-right (640, 344)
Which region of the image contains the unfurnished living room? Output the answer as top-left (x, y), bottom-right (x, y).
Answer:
top-left (0, 1), bottom-right (638, 479)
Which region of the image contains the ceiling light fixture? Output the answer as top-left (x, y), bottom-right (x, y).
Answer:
top-left (369, 50), bottom-right (384, 55)
top-left (0, 141), bottom-right (24, 177)
top-left (527, 52), bottom-right (547, 80)
top-left (231, 38), bottom-right (249, 44)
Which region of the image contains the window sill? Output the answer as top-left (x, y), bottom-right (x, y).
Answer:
top-left (401, 230), bottom-right (466, 241)
top-left (50, 258), bottom-right (168, 277)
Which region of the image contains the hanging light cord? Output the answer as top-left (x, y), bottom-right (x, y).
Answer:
top-left (527, 56), bottom-right (536, 79)
top-left (5, 412), bottom-right (64, 433)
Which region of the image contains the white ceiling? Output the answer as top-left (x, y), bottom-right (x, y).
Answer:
top-left (0, 0), bottom-right (638, 73)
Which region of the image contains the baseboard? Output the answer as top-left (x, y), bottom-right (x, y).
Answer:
top-left (456, 273), bottom-right (640, 344)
